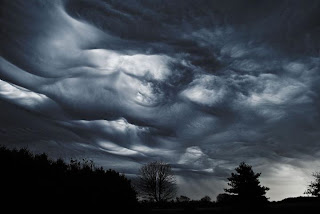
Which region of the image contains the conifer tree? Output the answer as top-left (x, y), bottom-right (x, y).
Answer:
top-left (224, 162), bottom-right (269, 202)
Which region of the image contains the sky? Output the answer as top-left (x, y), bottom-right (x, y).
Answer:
top-left (0, 0), bottom-right (320, 201)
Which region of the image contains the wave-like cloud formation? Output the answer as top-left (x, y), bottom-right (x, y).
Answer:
top-left (1, 0), bottom-right (320, 200)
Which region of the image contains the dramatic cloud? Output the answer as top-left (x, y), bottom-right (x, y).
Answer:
top-left (1, 0), bottom-right (320, 200)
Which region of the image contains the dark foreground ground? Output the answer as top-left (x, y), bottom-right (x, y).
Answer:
top-left (141, 197), bottom-right (319, 214)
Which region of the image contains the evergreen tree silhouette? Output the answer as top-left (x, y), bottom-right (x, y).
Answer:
top-left (224, 162), bottom-right (269, 204)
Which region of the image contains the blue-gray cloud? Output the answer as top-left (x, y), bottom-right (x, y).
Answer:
top-left (1, 0), bottom-right (320, 200)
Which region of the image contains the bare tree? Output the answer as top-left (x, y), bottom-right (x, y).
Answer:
top-left (137, 161), bottom-right (177, 202)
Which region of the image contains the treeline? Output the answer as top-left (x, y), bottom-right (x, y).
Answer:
top-left (1, 145), bottom-right (319, 214)
top-left (0, 146), bottom-right (137, 213)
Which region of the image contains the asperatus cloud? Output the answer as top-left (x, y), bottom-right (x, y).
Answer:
top-left (1, 0), bottom-right (320, 201)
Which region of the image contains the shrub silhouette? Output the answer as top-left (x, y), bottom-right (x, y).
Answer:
top-left (216, 193), bottom-right (235, 204)
top-left (176, 195), bottom-right (191, 202)
top-left (0, 146), bottom-right (137, 213)
top-left (200, 195), bottom-right (211, 202)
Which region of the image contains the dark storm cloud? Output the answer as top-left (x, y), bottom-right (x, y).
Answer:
top-left (1, 0), bottom-right (320, 200)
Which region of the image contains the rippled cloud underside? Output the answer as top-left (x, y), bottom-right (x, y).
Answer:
top-left (1, 0), bottom-right (320, 200)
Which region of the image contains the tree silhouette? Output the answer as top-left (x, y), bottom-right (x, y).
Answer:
top-left (0, 145), bottom-right (137, 213)
top-left (224, 162), bottom-right (269, 203)
top-left (200, 195), bottom-right (211, 202)
top-left (137, 161), bottom-right (177, 202)
top-left (305, 171), bottom-right (320, 197)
